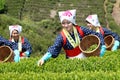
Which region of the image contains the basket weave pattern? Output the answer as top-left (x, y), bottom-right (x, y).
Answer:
top-left (0, 46), bottom-right (14, 62)
top-left (80, 35), bottom-right (100, 57)
top-left (104, 35), bottom-right (114, 50)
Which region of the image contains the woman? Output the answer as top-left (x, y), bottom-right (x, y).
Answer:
top-left (37, 9), bottom-right (106, 66)
top-left (86, 14), bottom-right (120, 51)
top-left (9, 25), bottom-right (32, 62)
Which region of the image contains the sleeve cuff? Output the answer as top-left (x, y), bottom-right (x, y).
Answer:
top-left (114, 40), bottom-right (120, 46)
top-left (41, 52), bottom-right (52, 61)
top-left (25, 51), bottom-right (30, 57)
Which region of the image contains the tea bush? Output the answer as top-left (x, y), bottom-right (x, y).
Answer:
top-left (0, 50), bottom-right (120, 79)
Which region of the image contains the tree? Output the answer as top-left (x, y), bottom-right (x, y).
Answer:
top-left (0, 0), bottom-right (7, 13)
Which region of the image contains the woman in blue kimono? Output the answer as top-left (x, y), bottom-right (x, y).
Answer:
top-left (9, 25), bottom-right (32, 62)
top-left (37, 9), bottom-right (106, 66)
top-left (86, 14), bottom-right (120, 51)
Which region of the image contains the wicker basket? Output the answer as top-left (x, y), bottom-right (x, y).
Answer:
top-left (104, 35), bottom-right (114, 50)
top-left (79, 34), bottom-right (100, 57)
top-left (0, 46), bottom-right (14, 62)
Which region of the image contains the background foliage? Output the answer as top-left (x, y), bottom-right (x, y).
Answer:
top-left (0, 0), bottom-right (119, 55)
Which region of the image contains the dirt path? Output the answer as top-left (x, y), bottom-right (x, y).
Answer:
top-left (112, 0), bottom-right (120, 26)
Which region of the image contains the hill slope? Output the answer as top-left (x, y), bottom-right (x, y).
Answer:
top-left (0, 0), bottom-right (119, 55)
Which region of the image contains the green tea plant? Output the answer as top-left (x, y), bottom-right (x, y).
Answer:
top-left (0, 50), bottom-right (120, 79)
top-left (85, 44), bottom-right (98, 52)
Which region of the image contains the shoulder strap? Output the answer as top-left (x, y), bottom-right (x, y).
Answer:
top-left (99, 27), bottom-right (104, 36)
top-left (60, 31), bottom-right (66, 46)
top-left (75, 25), bottom-right (84, 37)
top-left (21, 37), bottom-right (24, 44)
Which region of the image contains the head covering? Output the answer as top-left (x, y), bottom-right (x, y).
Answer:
top-left (58, 9), bottom-right (76, 25)
top-left (86, 14), bottom-right (101, 27)
top-left (9, 25), bottom-right (22, 37)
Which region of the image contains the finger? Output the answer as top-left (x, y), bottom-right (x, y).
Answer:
top-left (40, 60), bottom-right (44, 65)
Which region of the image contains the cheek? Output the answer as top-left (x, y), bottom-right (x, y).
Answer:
top-left (61, 24), bottom-right (65, 28)
top-left (12, 34), bottom-right (19, 37)
top-left (87, 24), bottom-right (91, 27)
top-left (12, 33), bottom-right (15, 36)
top-left (62, 24), bottom-right (69, 29)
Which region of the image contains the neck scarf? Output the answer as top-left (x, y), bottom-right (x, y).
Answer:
top-left (63, 26), bottom-right (80, 48)
top-left (11, 36), bottom-right (22, 52)
top-left (96, 27), bottom-right (100, 33)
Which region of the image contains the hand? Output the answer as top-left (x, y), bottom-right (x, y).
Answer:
top-left (24, 51), bottom-right (30, 57)
top-left (112, 40), bottom-right (120, 51)
top-left (100, 45), bottom-right (106, 57)
top-left (21, 53), bottom-right (26, 57)
top-left (37, 59), bottom-right (45, 66)
top-left (37, 52), bottom-right (52, 66)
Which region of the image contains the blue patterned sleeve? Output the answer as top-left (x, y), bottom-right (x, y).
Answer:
top-left (80, 26), bottom-right (105, 45)
top-left (0, 36), bottom-right (18, 50)
top-left (103, 28), bottom-right (120, 40)
top-left (47, 34), bottom-right (63, 58)
top-left (22, 37), bottom-right (32, 54)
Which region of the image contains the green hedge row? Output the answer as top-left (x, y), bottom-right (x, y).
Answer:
top-left (0, 50), bottom-right (119, 73)
top-left (0, 71), bottom-right (120, 80)
top-left (5, 0), bottom-right (106, 26)
top-left (0, 50), bottom-right (119, 79)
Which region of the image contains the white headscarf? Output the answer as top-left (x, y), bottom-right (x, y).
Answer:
top-left (9, 25), bottom-right (22, 37)
top-left (86, 14), bottom-right (101, 27)
top-left (58, 9), bottom-right (76, 25)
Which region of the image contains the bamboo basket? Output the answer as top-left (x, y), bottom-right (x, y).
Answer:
top-left (104, 35), bottom-right (114, 50)
top-left (0, 46), bottom-right (14, 62)
top-left (79, 34), bottom-right (100, 57)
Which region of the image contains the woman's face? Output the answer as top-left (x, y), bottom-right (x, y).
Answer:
top-left (11, 29), bottom-right (19, 40)
top-left (86, 21), bottom-right (94, 30)
top-left (61, 19), bottom-right (73, 32)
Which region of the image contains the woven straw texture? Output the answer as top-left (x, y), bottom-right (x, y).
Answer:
top-left (0, 46), bottom-right (14, 62)
top-left (104, 35), bottom-right (114, 50)
top-left (80, 34), bottom-right (100, 57)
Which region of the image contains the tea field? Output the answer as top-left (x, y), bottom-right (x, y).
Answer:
top-left (0, 50), bottom-right (120, 79)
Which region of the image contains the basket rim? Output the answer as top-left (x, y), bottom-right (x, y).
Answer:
top-left (79, 34), bottom-right (100, 54)
top-left (0, 46), bottom-right (13, 63)
top-left (104, 35), bottom-right (114, 48)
